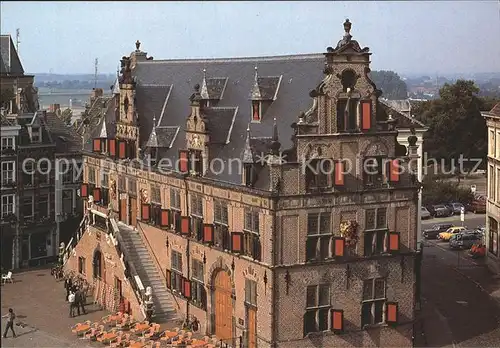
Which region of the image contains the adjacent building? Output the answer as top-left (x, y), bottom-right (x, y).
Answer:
top-left (67, 20), bottom-right (421, 347)
top-left (0, 34), bottom-right (82, 270)
top-left (484, 103), bottom-right (500, 273)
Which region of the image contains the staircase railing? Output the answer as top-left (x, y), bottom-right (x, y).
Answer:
top-left (136, 222), bottom-right (180, 310)
top-left (109, 218), bottom-right (148, 319)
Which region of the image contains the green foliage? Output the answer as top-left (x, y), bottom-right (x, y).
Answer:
top-left (60, 108), bottom-right (73, 125)
top-left (370, 70), bottom-right (408, 100)
top-left (422, 175), bottom-right (474, 206)
top-left (413, 80), bottom-right (490, 169)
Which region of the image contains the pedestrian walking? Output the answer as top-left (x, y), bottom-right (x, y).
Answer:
top-left (68, 291), bottom-right (76, 317)
top-left (64, 276), bottom-right (72, 301)
top-left (75, 287), bottom-right (86, 315)
top-left (2, 308), bottom-right (16, 338)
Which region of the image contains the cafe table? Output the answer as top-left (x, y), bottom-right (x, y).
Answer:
top-left (97, 331), bottom-right (118, 343)
top-left (72, 324), bottom-right (90, 335)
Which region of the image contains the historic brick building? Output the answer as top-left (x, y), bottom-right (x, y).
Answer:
top-left (1, 34), bottom-right (82, 269)
top-left (70, 20), bottom-right (420, 347)
top-left (484, 103), bottom-right (500, 273)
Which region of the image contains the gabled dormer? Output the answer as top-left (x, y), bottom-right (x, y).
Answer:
top-left (27, 113), bottom-right (42, 143)
top-left (182, 84), bottom-right (209, 176)
top-left (249, 66), bottom-right (282, 123)
top-left (200, 68), bottom-right (228, 107)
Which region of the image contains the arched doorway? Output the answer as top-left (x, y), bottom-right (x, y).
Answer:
top-left (213, 270), bottom-right (233, 341)
top-left (93, 248), bottom-right (102, 279)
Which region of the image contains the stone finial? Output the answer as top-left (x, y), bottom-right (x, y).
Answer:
top-left (254, 66), bottom-right (258, 82)
top-left (135, 40), bottom-right (141, 50)
top-left (153, 114), bottom-right (156, 128)
top-left (270, 117), bottom-right (281, 155)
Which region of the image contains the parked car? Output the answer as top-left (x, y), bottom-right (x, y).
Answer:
top-left (438, 226), bottom-right (467, 241)
top-left (433, 204), bottom-right (453, 217)
top-left (421, 207), bottom-right (431, 219)
top-left (466, 199), bottom-right (486, 214)
top-left (449, 231), bottom-right (483, 250)
top-left (447, 202), bottom-right (465, 215)
top-left (422, 223), bottom-right (454, 239)
top-left (426, 205), bottom-right (437, 217)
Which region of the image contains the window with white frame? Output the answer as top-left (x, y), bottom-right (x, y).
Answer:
top-left (88, 167), bottom-right (96, 184)
top-left (497, 167), bottom-right (500, 203)
top-left (62, 163), bottom-right (74, 184)
top-left (62, 190), bottom-right (73, 214)
top-left (170, 250), bottom-right (183, 293)
top-left (31, 127), bottom-right (41, 143)
top-left (304, 284), bottom-right (331, 334)
top-left (361, 278), bottom-right (387, 327)
top-left (306, 212), bottom-right (331, 261)
top-left (496, 131), bottom-right (500, 160)
top-left (39, 161), bottom-right (50, 185)
top-left (191, 259), bottom-right (206, 309)
top-left (169, 188), bottom-right (181, 232)
top-left (214, 199), bottom-right (230, 250)
top-left (364, 208), bottom-right (388, 256)
top-left (490, 165), bottom-right (496, 200)
top-left (38, 194), bottom-right (49, 218)
top-left (1, 137), bottom-right (14, 151)
top-left (244, 209), bottom-right (261, 260)
top-left (190, 194), bottom-right (203, 241)
top-left (1, 161), bottom-right (15, 185)
top-left (22, 196), bottom-right (33, 219)
top-left (1, 194), bottom-right (15, 217)
top-left (490, 130), bottom-right (496, 157)
top-left (23, 161), bottom-right (34, 186)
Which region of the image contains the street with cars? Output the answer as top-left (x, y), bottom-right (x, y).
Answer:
top-left (418, 214), bottom-right (500, 347)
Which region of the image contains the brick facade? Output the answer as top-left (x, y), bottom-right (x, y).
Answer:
top-left (68, 20), bottom-right (420, 348)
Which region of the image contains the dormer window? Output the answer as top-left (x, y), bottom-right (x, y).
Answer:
top-left (30, 127), bottom-right (41, 143)
top-left (252, 101), bottom-right (261, 122)
top-left (189, 150), bottom-right (203, 175)
top-left (244, 164), bottom-right (256, 187)
top-left (150, 148), bottom-right (158, 166)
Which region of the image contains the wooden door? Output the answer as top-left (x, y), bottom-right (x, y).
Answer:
top-left (214, 270), bottom-right (233, 341)
top-left (247, 306), bottom-right (257, 348)
top-left (115, 277), bottom-right (122, 299)
top-left (129, 197), bottom-right (137, 227)
top-left (119, 198), bottom-right (127, 223)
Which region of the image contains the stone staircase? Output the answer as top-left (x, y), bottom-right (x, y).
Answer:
top-left (118, 224), bottom-right (177, 322)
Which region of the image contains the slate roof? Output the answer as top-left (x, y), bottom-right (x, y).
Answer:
top-left (0, 35), bottom-right (24, 75)
top-left (379, 99), bottom-right (427, 129)
top-left (488, 102), bottom-right (500, 117)
top-left (44, 111), bottom-right (82, 154)
top-left (86, 51), bottom-right (420, 186)
top-left (200, 76), bottom-right (228, 100)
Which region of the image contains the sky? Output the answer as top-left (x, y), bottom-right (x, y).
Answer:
top-left (1, 1), bottom-right (500, 75)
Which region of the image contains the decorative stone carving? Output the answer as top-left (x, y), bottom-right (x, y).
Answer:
top-left (139, 188), bottom-right (149, 203)
top-left (340, 220), bottom-right (359, 247)
top-left (109, 177), bottom-right (117, 200)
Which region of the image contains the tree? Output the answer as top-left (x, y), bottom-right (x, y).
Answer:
top-left (413, 80), bottom-right (491, 171)
top-left (422, 175), bottom-right (474, 206)
top-left (60, 108), bottom-right (73, 125)
top-left (370, 70), bottom-right (408, 100)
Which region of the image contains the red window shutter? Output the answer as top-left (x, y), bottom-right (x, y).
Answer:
top-left (93, 139), bottom-right (101, 152)
top-left (108, 139), bottom-right (116, 157)
top-left (252, 102), bottom-right (260, 121)
top-left (93, 188), bottom-right (101, 202)
top-left (81, 183), bottom-right (88, 198)
top-left (203, 224), bottom-right (214, 244)
top-left (334, 161), bottom-right (345, 186)
top-left (361, 101), bottom-right (372, 131)
top-left (165, 270), bottom-right (171, 289)
top-left (389, 232), bottom-right (400, 252)
top-left (386, 302), bottom-right (398, 324)
top-left (179, 150), bottom-right (189, 173)
top-left (390, 159), bottom-right (400, 182)
top-left (331, 309), bottom-right (344, 332)
top-left (160, 209), bottom-right (169, 227)
top-left (141, 204), bottom-right (150, 221)
top-left (334, 237), bottom-right (345, 257)
top-left (183, 278), bottom-right (192, 299)
top-left (118, 141), bottom-right (127, 159)
top-left (181, 216), bottom-right (190, 235)
top-left (231, 232), bottom-right (243, 253)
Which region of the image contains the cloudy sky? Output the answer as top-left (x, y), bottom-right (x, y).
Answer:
top-left (1, 1), bottom-right (499, 75)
